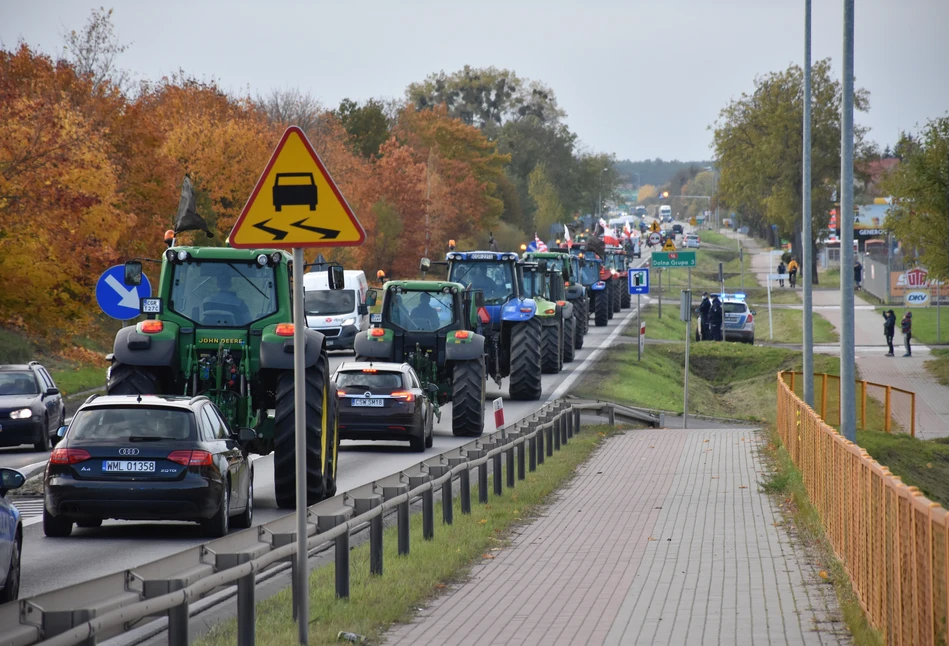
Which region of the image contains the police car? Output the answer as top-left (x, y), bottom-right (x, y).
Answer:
top-left (720, 293), bottom-right (755, 344)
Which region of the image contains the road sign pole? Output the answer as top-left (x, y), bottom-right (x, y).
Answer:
top-left (769, 252), bottom-right (774, 340)
top-left (637, 294), bottom-right (642, 361)
top-left (658, 269), bottom-right (662, 319)
top-left (681, 290), bottom-right (692, 429)
top-left (292, 247), bottom-right (308, 646)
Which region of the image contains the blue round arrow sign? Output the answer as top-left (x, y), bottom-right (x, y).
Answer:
top-left (95, 265), bottom-right (152, 320)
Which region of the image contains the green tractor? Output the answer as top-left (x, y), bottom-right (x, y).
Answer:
top-left (354, 280), bottom-right (487, 437)
top-left (525, 250), bottom-right (587, 350)
top-left (519, 260), bottom-right (568, 372)
top-left (108, 247), bottom-right (341, 509)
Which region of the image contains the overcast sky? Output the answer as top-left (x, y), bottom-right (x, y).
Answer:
top-left (3, 0), bottom-right (947, 162)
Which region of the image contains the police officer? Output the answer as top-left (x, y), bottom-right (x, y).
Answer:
top-left (698, 292), bottom-right (711, 341)
top-left (709, 294), bottom-right (724, 341)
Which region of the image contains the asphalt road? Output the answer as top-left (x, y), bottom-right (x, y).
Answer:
top-left (6, 253), bottom-right (649, 599)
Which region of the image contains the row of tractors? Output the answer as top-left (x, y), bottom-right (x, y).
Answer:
top-left (104, 239), bottom-right (633, 512)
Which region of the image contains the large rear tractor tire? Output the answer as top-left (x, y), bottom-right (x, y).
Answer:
top-left (574, 297), bottom-right (588, 347)
top-left (606, 281), bottom-right (615, 319)
top-left (612, 278), bottom-right (622, 313)
top-left (107, 362), bottom-right (160, 395)
top-left (594, 291), bottom-right (609, 327)
top-left (562, 314), bottom-right (576, 363)
top-left (451, 359), bottom-right (486, 437)
top-left (508, 318), bottom-right (543, 400)
top-left (621, 288), bottom-right (631, 309)
top-left (274, 355), bottom-right (330, 509)
top-left (540, 320), bottom-right (562, 374)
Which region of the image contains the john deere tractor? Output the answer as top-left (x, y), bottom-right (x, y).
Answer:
top-left (445, 250), bottom-right (543, 400)
top-left (520, 260), bottom-right (568, 371)
top-left (525, 250), bottom-right (587, 349)
top-left (108, 247), bottom-right (340, 509)
top-left (353, 280), bottom-right (487, 436)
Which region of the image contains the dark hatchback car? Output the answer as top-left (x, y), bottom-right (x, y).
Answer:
top-left (44, 394), bottom-right (255, 538)
top-left (0, 363), bottom-right (66, 452)
top-left (334, 362), bottom-right (434, 452)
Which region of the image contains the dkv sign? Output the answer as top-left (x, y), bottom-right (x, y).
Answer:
top-left (906, 291), bottom-right (930, 306)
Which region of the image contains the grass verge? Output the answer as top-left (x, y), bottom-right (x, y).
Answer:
top-left (194, 425), bottom-right (615, 646)
top-left (879, 307), bottom-right (949, 345)
top-left (760, 429), bottom-right (883, 645)
top-left (924, 348), bottom-right (949, 386)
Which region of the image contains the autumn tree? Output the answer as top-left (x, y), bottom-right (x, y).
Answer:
top-left (333, 98), bottom-right (390, 159)
top-left (713, 59), bottom-right (871, 279)
top-left (61, 6), bottom-right (134, 93)
top-left (883, 116), bottom-right (949, 278)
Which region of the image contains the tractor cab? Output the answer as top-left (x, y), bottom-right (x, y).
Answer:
top-left (445, 251), bottom-right (536, 331)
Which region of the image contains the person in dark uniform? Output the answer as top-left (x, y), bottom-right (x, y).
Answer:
top-left (709, 294), bottom-right (724, 341)
top-left (901, 311), bottom-right (913, 357)
top-left (698, 292), bottom-right (711, 341)
top-left (883, 309), bottom-right (896, 357)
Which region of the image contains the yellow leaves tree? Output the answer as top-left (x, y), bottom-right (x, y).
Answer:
top-left (637, 184), bottom-right (658, 203)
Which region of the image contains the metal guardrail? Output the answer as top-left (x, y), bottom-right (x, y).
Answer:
top-left (1, 398), bottom-right (654, 646)
top-left (776, 371), bottom-right (944, 645)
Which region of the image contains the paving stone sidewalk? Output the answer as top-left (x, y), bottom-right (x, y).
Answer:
top-left (383, 428), bottom-right (849, 646)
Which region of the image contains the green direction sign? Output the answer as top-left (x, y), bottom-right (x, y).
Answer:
top-left (651, 251), bottom-right (697, 267)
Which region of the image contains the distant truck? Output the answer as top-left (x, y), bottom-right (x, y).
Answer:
top-left (659, 205), bottom-right (673, 222)
top-left (303, 269), bottom-right (369, 350)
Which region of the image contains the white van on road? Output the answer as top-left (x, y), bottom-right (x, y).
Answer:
top-left (303, 269), bottom-right (369, 350)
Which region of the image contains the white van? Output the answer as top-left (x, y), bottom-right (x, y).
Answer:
top-left (659, 205), bottom-right (673, 221)
top-left (303, 269), bottom-right (369, 350)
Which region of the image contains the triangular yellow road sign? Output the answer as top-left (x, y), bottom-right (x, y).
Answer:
top-left (662, 238), bottom-right (677, 252)
top-left (229, 126), bottom-right (365, 249)
top-left (650, 220), bottom-right (661, 233)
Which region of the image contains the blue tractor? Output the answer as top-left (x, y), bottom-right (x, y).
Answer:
top-left (445, 250), bottom-right (543, 400)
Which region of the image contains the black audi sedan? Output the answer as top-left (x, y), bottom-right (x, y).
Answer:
top-left (334, 362), bottom-right (434, 452)
top-left (44, 394), bottom-right (255, 538)
top-left (0, 362), bottom-right (65, 451)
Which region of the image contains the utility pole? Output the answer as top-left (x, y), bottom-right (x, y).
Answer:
top-left (840, 0), bottom-right (857, 442)
top-left (802, 0), bottom-right (815, 407)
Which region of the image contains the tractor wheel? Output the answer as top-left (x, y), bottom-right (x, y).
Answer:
top-left (540, 320), bottom-right (562, 374)
top-left (451, 359), bottom-right (486, 437)
top-left (107, 362), bottom-right (161, 395)
top-left (323, 378), bottom-right (340, 498)
top-left (274, 355), bottom-right (330, 509)
top-left (562, 314), bottom-right (576, 363)
top-left (606, 281), bottom-right (615, 319)
top-left (612, 279), bottom-right (622, 313)
top-left (508, 318), bottom-right (543, 400)
top-left (621, 288), bottom-right (631, 309)
top-left (594, 291), bottom-right (609, 327)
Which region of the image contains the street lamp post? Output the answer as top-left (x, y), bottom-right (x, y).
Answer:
top-left (597, 167), bottom-right (609, 219)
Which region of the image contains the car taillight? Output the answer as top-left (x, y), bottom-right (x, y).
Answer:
top-left (167, 450), bottom-right (213, 466)
top-left (544, 308), bottom-right (555, 314)
top-left (141, 320), bottom-right (163, 334)
top-left (564, 281), bottom-right (570, 286)
top-left (478, 307), bottom-right (491, 324)
top-left (50, 448), bottom-right (90, 465)
top-left (390, 391), bottom-right (415, 402)
top-left (747, 314), bottom-right (753, 323)
top-left (275, 323), bottom-right (294, 336)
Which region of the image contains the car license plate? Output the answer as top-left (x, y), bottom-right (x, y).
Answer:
top-left (103, 460), bottom-right (156, 473)
top-left (351, 398), bottom-right (384, 407)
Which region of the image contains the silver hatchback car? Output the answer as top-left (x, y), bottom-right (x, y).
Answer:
top-left (721, 294), bottom-right (755, 344)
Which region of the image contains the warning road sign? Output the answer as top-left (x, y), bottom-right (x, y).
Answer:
top-left (662, 238), bottom-right (677, 252)
top-left (650, 220), bottom-right (661, 233)
top-left (229, 126), bottom-right (365, 249)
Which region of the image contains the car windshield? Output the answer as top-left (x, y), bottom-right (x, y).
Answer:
top-left (69, 407), bottom-right (194, 441)
top-left (0, 371), bottom-right (38, 395)
top-left (521, 270), bottom-right (546, 298)
top-left (170, 261), bottom-right (277, 327)
top-left (305, 289), bottom-right (355, 316)
top-left (386, 290), bottom-right (455, 332)
top-left (336, 371), bottom-right (405, 390)
top-left (449, 261), bottom-right (515, 305)
top-left (723, 303), bottom-right (747, 314)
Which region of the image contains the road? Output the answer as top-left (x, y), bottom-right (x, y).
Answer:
top-left (3, 253), bottom-right (650, 599)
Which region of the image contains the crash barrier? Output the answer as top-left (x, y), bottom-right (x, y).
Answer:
top-left (1, 398), bottom-right (657, 646)
top-left (783, 371), bottom-right (916, 438)
top-left (777, 372), bottom-right (944, 645)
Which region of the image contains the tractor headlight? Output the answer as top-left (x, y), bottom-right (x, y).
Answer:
top-left (9, 408), bottom-right (32, 420)
top-left (176, 250), bottom-right (190, 262)
top-left (256, 254), bottom-right (268, 266)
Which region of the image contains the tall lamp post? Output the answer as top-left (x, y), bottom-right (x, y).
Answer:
top-left (597, 167), bottom-right (609, 218)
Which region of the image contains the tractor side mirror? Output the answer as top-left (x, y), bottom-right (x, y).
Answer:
top-left (536, 260), bottom-right (548, 273)
top-left (420, 257), bottom-right (432, 273)
top-left (124, 260), bottom-right (143, 286)
top-left (473, 290), bottom-right (485, 309)
top-left (358, 304), bottom-right (369, 316)
top-left (328, 265), bottom-right (344, 290)
top-left (366, 289), bottom-right (378, 307)
top-left (427, 383), bottom-right (439, 394)
top-left (237, 428), bottom-right (257, 443)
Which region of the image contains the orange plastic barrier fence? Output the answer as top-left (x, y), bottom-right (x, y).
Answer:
top-left (784, 371), bottom-right (915, 438)
top-left (777, 371), bottom-right (944, 644)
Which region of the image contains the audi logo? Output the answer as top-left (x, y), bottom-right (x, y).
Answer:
top-left (118, 448), bottom-right (140, 456)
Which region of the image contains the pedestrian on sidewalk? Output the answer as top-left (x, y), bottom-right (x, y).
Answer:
top-left (777, 261), bottom-right (786, 288)
top-left (883, 309), bottom-right (896, 356)
top-left (709, 294), bottom-right (724, 341)
top-left (854, 259), bottom-right (864, 291)
top-left (901, 311), bottom-right (913, 357)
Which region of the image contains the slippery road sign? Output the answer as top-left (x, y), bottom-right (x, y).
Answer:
top-left (95, 265), bottom-right (151, 320)
top-left (228, 126), bottom-right (366, 249)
